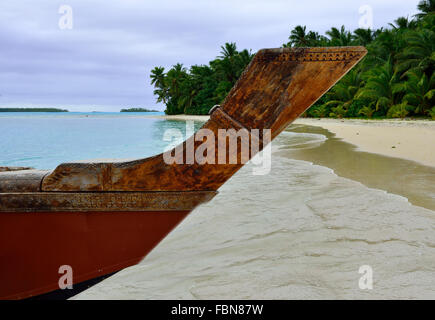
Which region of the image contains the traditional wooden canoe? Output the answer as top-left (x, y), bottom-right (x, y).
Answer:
top-left (0, 47), bottom-right (366, 299)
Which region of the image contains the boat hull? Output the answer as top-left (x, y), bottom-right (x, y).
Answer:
top-left (0, 210), bottom-right (189, 300)
top-left (0, 47), bottom-right (368, 300)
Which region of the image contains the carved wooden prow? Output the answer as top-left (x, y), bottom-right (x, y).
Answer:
top-left (3, 47), bottom-right (367, 194)
top-left (0, 47), bottom-right (367, 300)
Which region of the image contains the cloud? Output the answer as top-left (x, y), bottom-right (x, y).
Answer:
top-left (0, 0), bottom-right (420, 111)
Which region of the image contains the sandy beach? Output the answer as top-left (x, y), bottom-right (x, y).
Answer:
top-left (147, 114), bottom-right (435, 168)
top-left (73, 124), bottom-right (435, 300)
top-left (294, 118), bottom-right (435, 168)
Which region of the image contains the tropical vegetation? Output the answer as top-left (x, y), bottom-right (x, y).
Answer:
top-left (120, 107), bottom-right (159, 112)
top-left (151, 1), bottom-right (434, 119)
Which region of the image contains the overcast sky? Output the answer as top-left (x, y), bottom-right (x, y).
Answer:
top-left (0, 0), bottom-right (420, 112)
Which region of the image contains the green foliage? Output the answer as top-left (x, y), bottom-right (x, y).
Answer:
top-left (120, 108), bottom-right (159, 112)
top-left (357, 58), bottom-right (403, 114)
top-left (415, 0), bottom-right (435, 19)
top-left (150, 43), bottom-right (253, 115)
top-left (358, 106), bottom-right (375, 118)
top-left (387, 102), bottom-right (410, 118)
top-left (151, 2), bottom-right (434, 118)
top-left (401, 70), bottom-right (435, 115)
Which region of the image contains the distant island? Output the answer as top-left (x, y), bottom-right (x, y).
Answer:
top-left (0, 108), bottom-right (69, 112)
top-left (120, 107), bottom-right (160, 112)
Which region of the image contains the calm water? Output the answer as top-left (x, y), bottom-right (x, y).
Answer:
top-left (0, 112), bottom-right (201, 169)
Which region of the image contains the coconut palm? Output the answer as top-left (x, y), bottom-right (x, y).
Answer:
top-left (400, 70), bottom-right (435, 115)
top-left (288, 25), bottom-right (309, 47)
top-left (357, 58), bottom-right (403, 114)
top-left (150, 66), bottom-right (165, 87)
top-left (396, 28), bottom-right (435, 75)
top-left (326, 26), bottom-right (352, 46)
top-left (389, 16), bottom-right (418, 30)
top-left (387, 101), bottom-right (409, 118)
top-left (149, 1), bottom-right (435, 118)
top-left (219, 42), bottom-right (237, 59)
top-left (366, 29), bottom-right (407, 67)
top-left (164, 63), bottom-right (189, 114)
top-left (150, 66), bottom-right (168, 105)
top-left (352, 28), bottom-right (376, 46)
top-left (415, 0), bottom-right (435, 19)
top-left (324, 69), bottom-right (364, 118)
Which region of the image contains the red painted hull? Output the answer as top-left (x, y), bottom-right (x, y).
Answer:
top-left (0, 210), bottom-right (189, 299)
top-left (0, 47), bottom-right (367, 300)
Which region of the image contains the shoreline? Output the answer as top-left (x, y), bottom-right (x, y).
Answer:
top-left (145, 114), bottom-right (435, 168)
top-left (293, 118), bottom-right (435, 168)
top-left (73, 128), bottom-right (435, 299)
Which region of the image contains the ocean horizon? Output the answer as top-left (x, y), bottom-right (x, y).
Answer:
top-left (0, 111), bottom-right (203, 169)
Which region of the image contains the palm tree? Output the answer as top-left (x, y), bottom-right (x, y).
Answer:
top-left (352, 28), bottom-right (376, 46)
top-left (286, 26), bottom-right (327, 47)
top-left (357, 58), bottom-right (403, 114)
top-left (215, 44), bottom-right (251, 86)
top-left (326, 26), bottom-right (352, 46)
top-left (219, 42), bottom-right (237, 59)
top-left (180, 87), bottom-right (196, 114)
top-left (396, 28), bottom-right (435, 75)
top-left (168, 64), bottom-right (187, 97)
top-left (415, 0), bottom-right (435, 19)
top-left (389, 16), bottom-right (418, 30)
top-left (150, 66), bottom-right (165, 87)
top-left (305, 31), bottom-right (328, 46)
top-left (401, 70), bottom-right (435, 115)
top-left (150, 66), bottom-right (168, 105)
top-left (324, 69), bottom-right (364, 118)
top-left (366, 29), bottom-right (407, 66)
top-left (164, 63), bottom-right (189, 114)
top-left (289, 25), bottom-right (308, 46)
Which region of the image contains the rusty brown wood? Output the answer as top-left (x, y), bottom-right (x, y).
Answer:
top-left (4, 47), bottom-right (367, 194)
top-left (0, 191), bottom-right (216, 212)
top-left (0, 167), bottom-right (34, 172)
top-left (0, 170), bottom-right (50, 193)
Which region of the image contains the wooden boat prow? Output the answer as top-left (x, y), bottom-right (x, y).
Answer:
top-left (0, 47), bottom-right (367, 299)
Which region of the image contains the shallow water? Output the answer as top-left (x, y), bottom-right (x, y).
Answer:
top-left (73, 131), bottom-right (435, 300)
top-left (282, 124), bottom-right (435, 212)
top-left (0, 112), bottom-right (201, 169)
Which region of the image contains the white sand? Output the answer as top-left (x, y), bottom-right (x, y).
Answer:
top-left (146, 114), bottom-right (435, 167)
top-left (71, 117), bottom-right (435, 300)
top-left (294, 118), bottom-right (435, 168)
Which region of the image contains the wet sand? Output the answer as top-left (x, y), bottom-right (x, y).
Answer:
top-left (294, 118), bottom-right (435, 168)
top-left (146, 116), bottom-right (435, 168)
top-left (282, 124), bottom-right (435, 212)
top-left (73, 126), bottom-right (435, 300)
